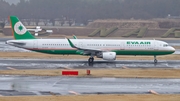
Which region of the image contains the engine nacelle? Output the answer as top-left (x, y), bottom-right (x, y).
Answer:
top-left (102, 52), bottom-right (116, 60)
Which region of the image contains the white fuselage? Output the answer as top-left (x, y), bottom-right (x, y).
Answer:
top-left (6, 39), bottom-right (175, 56)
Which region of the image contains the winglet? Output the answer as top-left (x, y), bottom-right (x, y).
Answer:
top-left (66, 38), bottom-right (76, 48)
top-left (73, 35), bottom-right (77, 39)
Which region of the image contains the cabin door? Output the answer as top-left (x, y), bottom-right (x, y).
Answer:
top-left (154, 41), bottom-right (159, 50)
top-left (78, 42), bottom-right (83, 48)
top-left (120, 41), bottom-right (125, 50)
top-left (33, 40), bottom-right (38, 49)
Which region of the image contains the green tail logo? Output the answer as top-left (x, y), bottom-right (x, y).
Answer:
top-left (9, 16), bottom-right (35, 40)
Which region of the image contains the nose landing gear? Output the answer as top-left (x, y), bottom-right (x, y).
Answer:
top-left (154, 55), bottom-right (157, 63)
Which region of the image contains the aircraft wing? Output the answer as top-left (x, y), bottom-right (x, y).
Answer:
top-left (73, 35), bottom-right (77, 39)
top-left (66, 38), bottom-right (106, 52)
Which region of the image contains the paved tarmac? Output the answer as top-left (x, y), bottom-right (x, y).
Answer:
top-left (0, 75), bottom-right (179, 96)
top-left (0, 59), bottom-right (180, 70)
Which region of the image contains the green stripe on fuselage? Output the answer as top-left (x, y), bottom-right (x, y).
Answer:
top-left (113, 50), bottom-right (174, 55)
top-left (31, 49), bottom-right (173, 56)
top-left (33, 49), bottom-right (78, 55)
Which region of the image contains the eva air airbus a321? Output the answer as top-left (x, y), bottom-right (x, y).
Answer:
top-left (6, 16), bottom-right (175, 64)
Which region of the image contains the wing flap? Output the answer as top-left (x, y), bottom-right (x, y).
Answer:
top-left (66, 38), bottom-right (106, 52)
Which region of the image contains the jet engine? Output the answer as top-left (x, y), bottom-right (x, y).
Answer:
top-left (102, 52), bottom-right (116, 60)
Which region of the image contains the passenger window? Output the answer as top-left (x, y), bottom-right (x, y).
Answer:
top-left (163, 44), bottom-right (168, 47)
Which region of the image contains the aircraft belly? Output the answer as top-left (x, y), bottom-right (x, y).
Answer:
top-left (32, 49), bottom-right (78, 55)
top-left (114, 50), bottom-right (174, 55)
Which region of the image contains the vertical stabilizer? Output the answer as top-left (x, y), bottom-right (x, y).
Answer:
top-left (9, 16), bottom-right (35, 40)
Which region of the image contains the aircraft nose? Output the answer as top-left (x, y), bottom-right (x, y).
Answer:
top-left (170, 46), bottom-right (175, 53)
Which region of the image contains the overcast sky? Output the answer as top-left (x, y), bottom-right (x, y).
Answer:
top-left (4, 0), bottom-right (20, 4)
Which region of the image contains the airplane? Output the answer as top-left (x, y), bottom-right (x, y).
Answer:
top-left (6, 16), bottom-right (175, 64)
top-left (27, 26), bottom-right (53, 36)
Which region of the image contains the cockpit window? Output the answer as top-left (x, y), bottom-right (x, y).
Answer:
top-left (163, 44), bottom-right (168, 47)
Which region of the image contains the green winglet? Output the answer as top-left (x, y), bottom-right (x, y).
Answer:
top-left (66, 38), bottom-right (76, 48)
top-left (73, 35), bottom-right (77, 39)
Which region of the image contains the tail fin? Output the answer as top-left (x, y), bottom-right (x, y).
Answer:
top-left (9, 16), bottom-right (35, 40)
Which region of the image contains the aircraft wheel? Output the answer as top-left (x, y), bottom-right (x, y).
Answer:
top-left (154, 55), bottom-right (157, 63)
top-left (154, 59), bottom-right (157, 63)
top-left (88, 57), bottom-right (94, 63)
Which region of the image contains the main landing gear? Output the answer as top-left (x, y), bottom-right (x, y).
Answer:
top-left (154, 55), bottom-right (157, 63)
top-left (88, 57), bottom-right (94, 63)
top-left (88, 56), bottom-right (94, 66)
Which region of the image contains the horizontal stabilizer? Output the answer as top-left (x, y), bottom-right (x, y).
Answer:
top-left (6, 41), bottom-right (26, 45)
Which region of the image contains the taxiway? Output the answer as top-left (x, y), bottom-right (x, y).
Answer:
top-left (0, 59), bottom-right (180, 70)
top-left (0, 75), bottom-right (179, 96)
